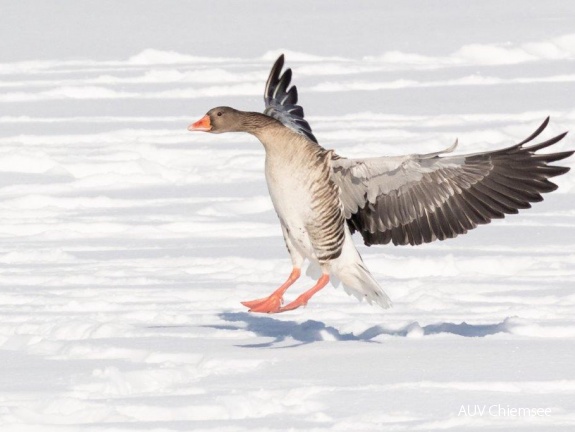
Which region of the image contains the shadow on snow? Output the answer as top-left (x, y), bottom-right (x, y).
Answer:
top-left (205, 312), bottom-right (511, 348)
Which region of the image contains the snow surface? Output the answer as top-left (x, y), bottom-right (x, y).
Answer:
top-left (1, 1), bottom-right (575, 431)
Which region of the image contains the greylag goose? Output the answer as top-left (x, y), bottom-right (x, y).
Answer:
top-left (188, 55), bottom-right (573, 313)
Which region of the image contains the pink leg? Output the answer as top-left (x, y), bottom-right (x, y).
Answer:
top-left (277, 274), bottom-right (330, 313)
top-left (241, 268), bottom-right (301, 313)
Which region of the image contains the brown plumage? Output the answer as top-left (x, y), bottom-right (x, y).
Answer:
top-left (188, 54), bottom-right (573, 313)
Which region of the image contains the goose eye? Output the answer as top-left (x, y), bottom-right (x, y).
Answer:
top-left (217, 112), bottom-right (223, 117)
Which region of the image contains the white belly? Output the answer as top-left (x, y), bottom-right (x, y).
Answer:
top-left (265, 158), bottom-right (317, 261)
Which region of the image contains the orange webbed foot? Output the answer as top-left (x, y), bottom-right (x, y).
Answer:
top-left (241, 268), bottom-right (301, 313)
top-left (277, 297), bottom-right (307, 313)
top-left (241, 294), bottom-right (283, 313)
top-left (277, 274), bottom-right (330, 313)
top-left (243, 274), bottom-right (330, 314)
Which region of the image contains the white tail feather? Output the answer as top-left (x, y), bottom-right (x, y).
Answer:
top-left (336, 262), bottom-right (392, 308)
top-left (329, 228), bottom-right (392, 309)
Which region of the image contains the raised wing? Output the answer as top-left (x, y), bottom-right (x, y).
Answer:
top-left (263, 54), bottom-right (318, 143)
top-left (331, 118), bottom-right (573, 246)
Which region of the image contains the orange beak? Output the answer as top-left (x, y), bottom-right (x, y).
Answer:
top-left (188, 115), bottom-right (212, 132)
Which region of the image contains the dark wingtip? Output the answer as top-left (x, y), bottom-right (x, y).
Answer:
top-left (273, 54), bottom-right (285, 77)
top-left (263, 53), bottom-right (319, 143)
top-left (286, 86), bottom-right (298, 105)
top-left (265, 54), bottom-right (286, 101)
top-left (517, 116), bottom-right (551, 147)
top-left (526, 131), bottom-right (570, 153)
top-left (282, 68), bottom-right (293, 87)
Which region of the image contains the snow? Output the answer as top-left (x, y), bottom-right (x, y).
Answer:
top-left (1, 1), bottom-right (575, 431)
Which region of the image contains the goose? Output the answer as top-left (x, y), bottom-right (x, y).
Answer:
top-left (188, 55), bottom-right (573, 313)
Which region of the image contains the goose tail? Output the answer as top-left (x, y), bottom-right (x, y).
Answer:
top-left (329, 229), bottom-right (392, 309)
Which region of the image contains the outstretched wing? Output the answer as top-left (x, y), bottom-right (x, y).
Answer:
top-left (331, 118), bottom-right (573, 246)
top-left (263, 54), bottom-right (318, 143)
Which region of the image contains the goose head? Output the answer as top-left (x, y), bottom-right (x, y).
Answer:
top-left (188, 106), bottom-right (248, 134)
